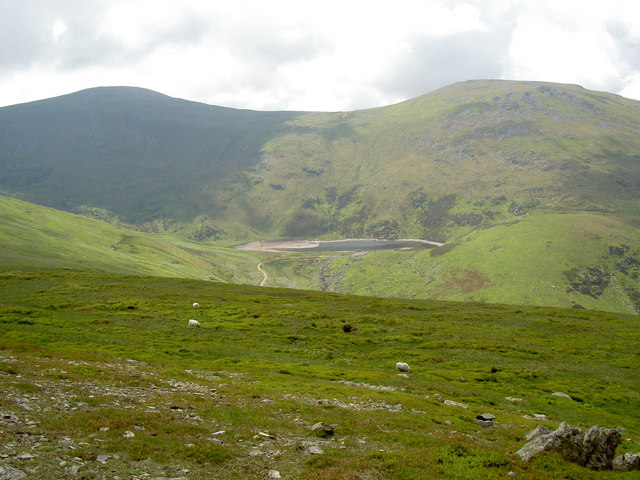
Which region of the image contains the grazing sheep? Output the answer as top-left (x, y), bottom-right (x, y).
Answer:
top-left (396, 362), bottom-right (411, 372)
top-left (192, 302), bottom-right (200, 308)
top-left (188, 319), bottom-right (200, 328)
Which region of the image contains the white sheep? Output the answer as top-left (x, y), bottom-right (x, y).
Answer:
top-left (396, 362), bottom-right (411, 372)
top-left (188, 319), bottom-right (200, 328)
top-left (192, 302), bottom-right (200, 308)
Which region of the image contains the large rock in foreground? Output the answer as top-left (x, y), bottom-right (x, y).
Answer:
top-left (517, 422), bottom-right (622, 470)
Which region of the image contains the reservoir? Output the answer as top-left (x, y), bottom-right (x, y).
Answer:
top-left (236, 238), bottom-right (442, 253)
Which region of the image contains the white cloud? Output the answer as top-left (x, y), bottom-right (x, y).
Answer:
top-left (0, 0), bottom-right (639, 110)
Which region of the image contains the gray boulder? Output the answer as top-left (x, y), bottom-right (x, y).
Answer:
top-left (311, 422), bottom-right (334, 437)
top-left (517, 423), bottom-right (622, 470)
top-left (0, 466), bottom-right (27, 480)
top-left (612, 452), bottom-right (640, 471)
top-left (582, 425), bottom-right (622, 470)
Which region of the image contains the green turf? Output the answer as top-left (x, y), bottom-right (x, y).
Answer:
top-left (0, 267), bottom-right (638, 478)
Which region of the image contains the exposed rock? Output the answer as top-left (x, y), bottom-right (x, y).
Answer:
top-left (443, 399), bottom-right (468, 409)
top-left (552, 392), bottom-right (573, 400)
top-left (476, 413), bottom-right (495, 428)
top-left (583, 425), bottom-right (622, 470)
top-left (476, 413), bottom-right (496, 421)
top-left (15, 453), bottom-right (35, 460)
top-left (477, 420), bottom-right (494, 428)
top-left (268, 470), bottom-right (282, 479)
top-left (149, 477), bottom-right (188, 480)
top-left (434, 394), bottom-right (444, 403)
top-left (517, 423), bottom-right (622, 470)
top-left (96, 454), bottom-right (111, 463)
top-left (308, 446), bottom-right (324, 455)
top-left (0, 466), bottom-right (27, 480)
top-left (526, 425), bottom-right (551, 441)
top-left (311, 422), bottom-right (334, 437)
top-left (123, 431), bottom-right (135, 438)
top-left (505, 396), bottom-right (523, 402)
top-left (612, 452), bottom-right (640, 471)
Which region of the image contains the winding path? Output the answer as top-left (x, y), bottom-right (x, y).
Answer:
top-left (257, 261), bottom-right (268, 287)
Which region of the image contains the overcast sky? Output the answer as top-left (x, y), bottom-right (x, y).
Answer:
top-left (1, 0), bottom-right (640, 111)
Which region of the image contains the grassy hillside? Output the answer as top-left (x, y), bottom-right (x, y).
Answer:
top-left (0, 194), bottom-right (263, 284)
top-left (0, 86), bottom-right (299, 227)
top-left (2, 195), bottom-right (639, 314)
top-left (0, 268), bottom-right (638, 478)
top-left (1, 81), bottom-right (639, 241)
top-left (313, 212), bottom-right (640, 314)
top-left (240, 80), bottom-right (640, 240)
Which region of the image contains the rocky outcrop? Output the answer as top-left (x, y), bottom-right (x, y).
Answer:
top-left (613, 452), bottom-right (640, 471)
top-left (517, 422), bottom-right (623, 470)
top-left (0, 466), bottom-right (27, 480)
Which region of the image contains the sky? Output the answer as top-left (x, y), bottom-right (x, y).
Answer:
top-left (1, 0), bottom-right (640, 111)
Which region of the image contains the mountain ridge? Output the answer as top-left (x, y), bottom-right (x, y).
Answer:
top-left (1, 79), bottom-right (639, 240)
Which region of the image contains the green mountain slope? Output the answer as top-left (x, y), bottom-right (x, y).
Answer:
top-left (1, 268), bottom-right (639, 478)
top-left (1, 80), bottom-right (639, 240)
top-left (0, 86), bottom-right (298, 226)
top-left (0, 194), bottom-right (262, 283)
top-left (316, 213), bottom-right (640, 314)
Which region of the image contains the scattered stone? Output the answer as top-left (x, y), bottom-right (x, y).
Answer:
top-left (268, 470), bottom-right (281, 479)
top-left (397, 373), bottom-right (409, 379)
top-left (58, 437), bottom-right (78, 449)
top-left (445, 420), bottom-right (453, 425)
top-left (434, 394), bottom-right (444, 403)
top-left (99, 427), bottom-right (109, 432)
top-left (505, 396), bottom-right (523, 402)
top-left (123, 431), bottom-right (135, 438)
top-left (149, 477), bottom-right (188, 480)
top-left (134, 424), bottom-right (146, 430)
top-left (311, 422), bottom-right (334, 438)
top-left (258, 431), bottom-right (276, 440)
top-left (308, 446), bottom-right (324, 455)
top-left (0, 466), bottom-right (27, 480)
top-left (517, 422), bottom-right (622, 470)
top-left (68, 464), bottom-right (82, 475)
top-left (507, 472), bottom-right (516, 477)
top-left (96, 455), bottom-right (111, 464)
top-left (612, 452), bottom-right (640, 471)
top-left (16, 453), bottom-right (35, 460)
top-left (551, 392), bottom-right (573, 400)
top-left (476, 420), bottom-right (494, 428)
top-left (443, 399), bottom-right (468, 409)
top-left (476, 413), bottom-right (496, 421)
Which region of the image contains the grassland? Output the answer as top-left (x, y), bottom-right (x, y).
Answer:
top-left (316, 212), bottom-right (640, 314)
top-left (1, 267), bottom-right (639, 479)
top-left (0, 194), bottom-right (265, 284)
top-left (3, 194), bottom-right (640, 314)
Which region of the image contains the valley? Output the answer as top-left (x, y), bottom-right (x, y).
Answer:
top-left (1, 79), bottom-right (639, 313)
